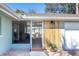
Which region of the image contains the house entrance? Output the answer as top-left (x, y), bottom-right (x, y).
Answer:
top-left (31, 21), bottom-right (43, 49)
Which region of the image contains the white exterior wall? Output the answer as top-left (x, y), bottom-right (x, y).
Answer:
top-left (59, 21), bottom-right (65, 49)
top-left (60, 21), bottom-right (79, 50)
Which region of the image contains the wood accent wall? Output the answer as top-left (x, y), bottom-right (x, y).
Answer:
top-left (44, 20), bottom-right (61, 50)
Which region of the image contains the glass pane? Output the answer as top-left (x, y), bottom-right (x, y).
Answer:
top-left (32, 21), bottom-right (42, 48)
top-left (12, 21), bottom-right (31, 44)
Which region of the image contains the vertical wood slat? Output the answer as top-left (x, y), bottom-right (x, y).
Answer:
top-left (44, 21), bottom-right (61, 49)
top-left (54, 21), bottom-right (61, 48)
top-left (44, 21), bottom-right (50, 49)
top-left (44, 21), bottom-right (55, 49)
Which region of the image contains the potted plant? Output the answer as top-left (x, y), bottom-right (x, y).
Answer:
top-left (50, 43), bottom-right (57, 52)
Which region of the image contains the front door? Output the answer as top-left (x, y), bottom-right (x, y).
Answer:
top-left (31, 20), bottom-right (43, 49)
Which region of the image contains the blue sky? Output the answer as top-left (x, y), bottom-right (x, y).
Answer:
top-left (7, 3), bottom-right (45, 13)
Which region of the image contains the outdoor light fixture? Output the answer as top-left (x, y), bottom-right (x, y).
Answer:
top-left (51, 21), bottom-right (54, 23)
top-left (50, 21), bottom-right (55, 29)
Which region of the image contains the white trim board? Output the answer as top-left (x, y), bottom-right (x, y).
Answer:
top-left (22, 16), bottom-right (79, 21)
top-left (0, 4), bottom-right (19, 20)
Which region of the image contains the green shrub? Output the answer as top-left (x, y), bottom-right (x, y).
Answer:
top-left (50, 43), bottom-right (57, 49)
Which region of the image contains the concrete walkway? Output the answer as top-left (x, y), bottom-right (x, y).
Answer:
top-left (2, 49), bottom-right (47, 56)
top-left (1, 49), bottom-right (77, 56)
top-left (2, 49), bottom-right (30, 56)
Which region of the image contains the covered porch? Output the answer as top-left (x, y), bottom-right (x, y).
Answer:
top-left (12, 19), bottom-right (61, 50)
top-left (12, 13), bottom-right (79, 51)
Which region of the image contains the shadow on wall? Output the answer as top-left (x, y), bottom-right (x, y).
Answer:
top-left (62, 32), bottom-right (79, 56)
top-left (62, 36), bottom-right (78, 50)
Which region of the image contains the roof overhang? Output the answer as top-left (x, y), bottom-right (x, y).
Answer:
top-left (0, 4), bottom-right (79, 21)
top-left (0, 4), bottom-right (19, 20)
top-left (21, 13), bottom-right (79, 21)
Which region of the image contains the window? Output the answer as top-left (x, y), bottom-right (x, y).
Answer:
top-left (12, 21), bottom-right (31, 44)
top-left (0, 16), bottom-right (1, 35)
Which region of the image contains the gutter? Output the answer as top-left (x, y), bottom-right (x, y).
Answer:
top-left (22, 14), bottom-right (79, 21)
top-left (0, 3), bottom-right (20, 20)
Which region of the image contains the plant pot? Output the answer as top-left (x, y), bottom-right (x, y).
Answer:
top-left (50, 48), bottom-right (57, 52)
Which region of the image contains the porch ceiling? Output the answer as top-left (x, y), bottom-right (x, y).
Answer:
top-left (21, 13), bottom-right (79, 21)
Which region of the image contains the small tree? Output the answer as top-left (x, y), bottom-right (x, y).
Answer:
top-left (16, 9), bottom-right (25, 14)
top-left (15, 9), bottom-right (21, 13)
top-left (15, 9), bottom-right (25, 16)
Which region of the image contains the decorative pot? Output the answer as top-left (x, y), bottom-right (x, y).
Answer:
top-left (50, 48), bottom-right (57, 52)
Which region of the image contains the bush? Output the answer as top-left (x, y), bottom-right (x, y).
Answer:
top-left (50, 43), bottom-right (57, 49)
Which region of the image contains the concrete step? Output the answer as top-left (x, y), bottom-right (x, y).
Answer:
top-left (32, 48), bottom-right (44, 51)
